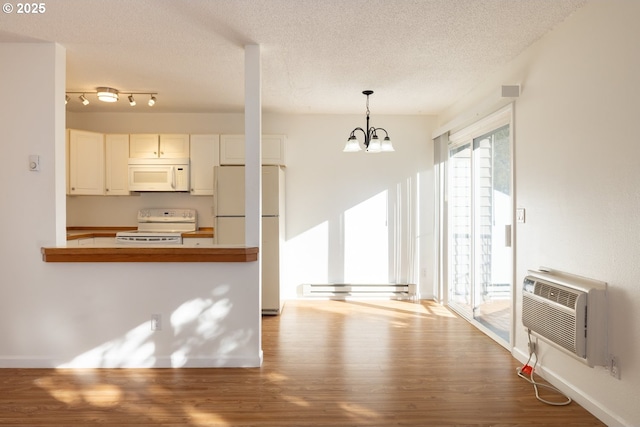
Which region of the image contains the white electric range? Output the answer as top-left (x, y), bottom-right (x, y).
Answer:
top-left (115, 208), bottom-right (197, 244)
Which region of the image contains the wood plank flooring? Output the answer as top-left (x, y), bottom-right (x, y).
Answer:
top-left (0, 300), bottom-right (605, 426)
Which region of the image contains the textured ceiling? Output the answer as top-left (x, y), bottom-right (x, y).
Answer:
top-left (0, 0), bottom-right (587, 114)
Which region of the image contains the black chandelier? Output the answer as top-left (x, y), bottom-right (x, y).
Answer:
top-left (343, 90), bottom-right (394, 153)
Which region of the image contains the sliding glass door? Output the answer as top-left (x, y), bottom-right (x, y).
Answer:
top-left (447, 116), bottom-right (512, 345)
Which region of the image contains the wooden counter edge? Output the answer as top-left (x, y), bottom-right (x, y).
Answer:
top-left (41, 246), bottom-right (258, 263)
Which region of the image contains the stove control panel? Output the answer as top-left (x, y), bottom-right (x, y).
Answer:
top-left (137, 208), bottom-right (197, 223)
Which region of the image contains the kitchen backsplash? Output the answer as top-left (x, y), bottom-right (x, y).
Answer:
top-left (66, 193), bottom-right (214, 228)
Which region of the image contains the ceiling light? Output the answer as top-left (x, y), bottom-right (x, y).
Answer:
top-left (96, 87), bottom-right (119, 102)
top-left (344, 90), bottom-right (394, 153)
top-left (66, 90), bottom-right (158, 107)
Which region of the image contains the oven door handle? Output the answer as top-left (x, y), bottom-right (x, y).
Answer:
top-left (171, 166), bottom-right (176, 189)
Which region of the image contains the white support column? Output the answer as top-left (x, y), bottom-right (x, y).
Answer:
top-left (244, 45), bottom-right (262, 354)
top-left (244, 44), bottom-right (262, 248)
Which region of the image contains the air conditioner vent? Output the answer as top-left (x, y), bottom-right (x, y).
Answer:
top-left (533, 282), bottom-right (578, 309)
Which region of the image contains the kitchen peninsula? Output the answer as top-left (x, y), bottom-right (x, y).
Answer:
top-left (41, 227), bottom-right (258, 262)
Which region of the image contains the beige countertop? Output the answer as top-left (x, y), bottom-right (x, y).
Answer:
top-left (66, 227), bottom-right (214, 240)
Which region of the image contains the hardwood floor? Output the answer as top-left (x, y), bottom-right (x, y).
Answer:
top-left (0, 300), bottom-right (604, 426)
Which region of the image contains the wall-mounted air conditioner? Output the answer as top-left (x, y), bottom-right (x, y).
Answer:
top-left (522, 268), bottom-right (607, 367)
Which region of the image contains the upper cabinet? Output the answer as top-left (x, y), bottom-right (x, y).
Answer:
top-left (104, 134), bottom-right (130, 195)
top-left (189, 134), bottom-right (220, 196)
top-left (68, 129), bottom-right (105, 195)
top-left (129, 134), bottom-right (190, 158)
top-left (220, 134), bottom-right (286, 165)
top-left (67, 130), bottom-right (130, 196)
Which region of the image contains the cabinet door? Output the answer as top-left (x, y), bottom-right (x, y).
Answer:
top-left (190, 134), bottom-right (220, 195)
top-left (219, 135), bottom-right (246, 165)
top-left (220, 134), bottom-right (286, 165)
top-left (129, 134), bottom-right (159, 158)
top-left (105, 134), bottom-right (130, 195)
top-left (160, 134), bottom-right (190, 158)
top-left (262, 135), bottom-right (286, 165)
top-left (68, 130), bottom-right (104, 195)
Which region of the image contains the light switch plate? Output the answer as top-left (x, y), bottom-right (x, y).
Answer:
top-left (516, 208), bottom-right (526, 223)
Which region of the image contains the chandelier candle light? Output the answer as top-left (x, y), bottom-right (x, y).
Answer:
top-left (343, 90), bottom-right (394, 153)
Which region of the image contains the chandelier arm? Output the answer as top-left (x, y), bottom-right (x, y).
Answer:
top-left (373, 127), bottom-right (389, 138)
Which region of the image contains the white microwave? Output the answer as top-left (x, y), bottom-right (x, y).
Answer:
top-left (128, 158), bottom-right (190, 192)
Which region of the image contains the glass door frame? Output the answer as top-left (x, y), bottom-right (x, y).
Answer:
top-left (442, 105), bottom-right (515, 349)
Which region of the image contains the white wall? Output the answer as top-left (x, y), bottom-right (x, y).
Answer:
top-left (0, 44), bottom-right (262, 368)
top-left (440, 1), bottom-right (640, 425)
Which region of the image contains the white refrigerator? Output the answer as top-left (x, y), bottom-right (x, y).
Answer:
top-left (214, 165), bottom-right (285, 315)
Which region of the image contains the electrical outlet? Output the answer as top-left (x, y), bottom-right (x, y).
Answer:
top-left (609, 356), bottom-right (620, 379)
top-left (151, 314), bottom-right (162, 331)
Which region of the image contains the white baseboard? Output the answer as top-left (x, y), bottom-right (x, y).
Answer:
top-left (0, 354), bottom-right (263, 368)
top-left (512, 347), bottom-right (629, 426)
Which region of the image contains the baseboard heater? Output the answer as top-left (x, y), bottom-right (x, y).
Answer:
top-left (302, 283), bottom-right (417, 300)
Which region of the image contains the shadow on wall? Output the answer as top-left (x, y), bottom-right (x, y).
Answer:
top-left (58, 285), bottom-right (254, 368)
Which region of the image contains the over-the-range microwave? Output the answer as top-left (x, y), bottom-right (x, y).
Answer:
top-left (128, 158), bottom-right (189, 192)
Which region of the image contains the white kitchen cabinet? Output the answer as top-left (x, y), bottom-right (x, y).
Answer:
top-left (105, 134), bottom-right (129, 195)
top-left (129, 134), bottom-right (158, 158)
top-left (219, 134), bottom-right (286, 165)
top-left (68, 129), bottom-right (105, 195)
top-left (160, 134), bottom-right (190, 158)
top-left (189, 134), bottom-right (220, 195)
top-left (129, 134), bottom-right (190, 158)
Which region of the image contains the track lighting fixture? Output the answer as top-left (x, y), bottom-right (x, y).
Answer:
top-left (344, 90), bottom-right (394, 153)
top-left (65, 88), bottom-right (158, 107)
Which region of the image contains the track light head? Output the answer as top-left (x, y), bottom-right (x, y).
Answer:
top-left (148, 95), bottom-right (156, 107)
top-left (65, 95), bottom-right (70, 105)
top-left (79, 94), bottom-right (89, 105)
top-left (128, 95), bottom-right (136, 106)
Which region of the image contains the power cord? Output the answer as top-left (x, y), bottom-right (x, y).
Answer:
top-left (516, 329), bottom-right (572, 406)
